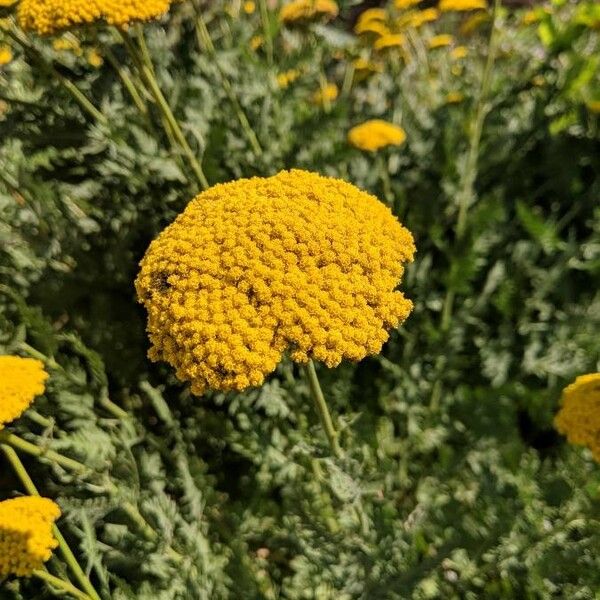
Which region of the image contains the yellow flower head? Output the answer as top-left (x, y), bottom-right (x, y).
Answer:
top-left (0, 45), bottom-right (12, 65)
top-left (0, 497), bottom-right (61, 577)
top-left (249, 35), bottom-right (263, 50)
top-left (404, 8), bottom-right (439, 28)
top-left (243, 0), bottom-right (256, 14)
top-left (52, 34), bottom-right (81, 53)
top-left (459, 10), bottom-right (488, 35)
top-left (554, 373), bottom-right (600, 462)
top-left (394, 0), bottom-right (420, 9)
top-left (374, 33), bottom-right (405, 50)
top-left (450, 45), bottom-right (468, 59)
top-left (279, 0), bottom-right (338, 24)
top-left (348, 119), bottom-right (406, 152)
top-left (355, 20), bottom-right (391, 36)
top-left (312, 82), bottom-right (338, 105)
top-left (18, 0), bottom-right (173, 35)
top-left (87, 48), bottom-right (103, 67)
top-left (445, 91), bottom-right (464, 103)
top-left (136, 170), bottom-right (415, 395)
top-left (352, 57), bottom-right (383, 74)
top-left (0, 356), bottom-right (48, 430)
top-left (439, 0), bottom-right (486, 12)
top-left (355, 8), bottom-right (387, 30)
top-left (276, 68), bottom-right (300, 89)
top-left (428, 33), bottom-right (453, 48)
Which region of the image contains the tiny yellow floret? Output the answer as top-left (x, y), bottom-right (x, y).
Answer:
top-left (18, 0), bottom-right (173, 35)
top-left (279, 0), bottom-right (338, 24)
top-left (136, 170), bottom-right (415, 395)
top-left (439, 0), bottom-right (486, 12)
top-left (554, 373), bottom-right (600, 462)
top-left (348, 119), bottom-right (406, 151)
top-left (0, 497), bottom-right (61, 577)
top-left (0, 356), bottom-right (48, 430)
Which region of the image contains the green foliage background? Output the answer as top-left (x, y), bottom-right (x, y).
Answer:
top-left (1, 0), bottom-right (599, 598)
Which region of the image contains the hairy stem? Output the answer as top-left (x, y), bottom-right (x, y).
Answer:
top-left (33, 570), bottom-right (92, 600)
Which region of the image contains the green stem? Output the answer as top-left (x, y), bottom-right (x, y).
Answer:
top-left (1, 445), bottom-right (101, 600)
top-left (102, 44), bottom-right (148, 116)
top-left (33, 570), bottom-right (92, 600)
top-left (0, 431), bottom-right (89, 474)
top-left (303, 360), bottom-right (342, 458)
top-left (258, 0), bottom-right (274, 66)
top-left (119, 29), bottom-right (209, 190)
top-left (193, 11), bottom-right (263, 155)
top-left (377, 153), bottom-right (393, 204)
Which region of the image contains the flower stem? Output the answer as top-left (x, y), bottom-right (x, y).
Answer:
top-left (1, 444), bottom-right (101, 600)
top-left (303, 360), bottom-right (342, 458)
top-left (33, 569), bottom-right (92, 600)
top-left (258, 0), bottom-right (274, 66)
top-left (118, 28), bottom-right (209, 190)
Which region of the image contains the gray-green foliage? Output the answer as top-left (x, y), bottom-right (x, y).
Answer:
top-left (1, 0), bottom-right (599, 598)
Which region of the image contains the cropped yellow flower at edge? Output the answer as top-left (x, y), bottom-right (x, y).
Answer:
top-left (348, 120), bottom-right (406, 152)
top-left (135, 170), bottom-right (415, 396)
top-left (0, 497), bottom-right (61, 577)
top-left (0, 45), bottom-right (12, 65)
top-left (18, 0), bottom-right (174, 35)
top-left (279, 0), bottom-right (338, 24)
top-left (0, 356), bottom-right (48, 429)
top-left (394, 0), bottom-right (420, 9)
top-left (554, 373), bottom-right (600, 462)
top-left (439, 0), bottom-right (487, 12)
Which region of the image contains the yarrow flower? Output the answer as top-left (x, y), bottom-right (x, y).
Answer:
top-left (445, 91), bottom-right (464, 104)
top-left (374, 33), bottom-right (405, 50)
top-left (0, 497), bottom-right (61, 577)
top-left (399, 8), bottom-right (439, 29)
top-left (439, 0), bottom-right (486, 12)
top-left (0, 44), bottom-right (12, 65)
top-left (355, 20), bottom-right (391, 37)
top-left (554, 373), bottom-right (600, 462)
top-left (354, 7), bottom-right (387, 33)
top-left (428, 34), bottom-right (453, 48)
top-left (0, 356), bottom-right (48, 430)
top-left (450, 45), bottom-right (468, 59)
top-left (18, 0), bottom-right (173, 35)
top-left (348, 119), bottom-right (406, 151)
top-left (277, 69), bottom-right (300, 89)
top-left (136, 170), bottom-right (415, 395)
top-left (394, 0), bottom-right (420, 9)
top-left (279, 0), bottom-right (338, 24)
top-left (352, 57), bottom-right (383, 75)
top-left (311, 82), bottom-right (338, 105)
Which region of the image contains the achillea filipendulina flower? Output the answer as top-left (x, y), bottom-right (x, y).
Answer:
top-left (277, 68), bottom-right (300, 88)
top-left (312, 82), bottom-right (338, 105)
top-left (18, 0), bottom-right (172, 35)
top-left (439, 0), bottom-right (486, 12)
top-left (450, 45), bottom-right (468, 59)
top-left (403, 8), bottom-right (439, 28)
top-left (0, 497), bottom-right (61, 577)
top-left (0, 45), bottom-right (12, 65)
top-left (355, 20), bottom-right (391, 36)
top-left (554, 373), bottom-right (600, 462)
top-left (0, 356), bottom-right (48, 429)
top-left (355, 8), bottom-right (387, 27)
top-left (87, 48), bottom-right (103, 67)
top-left (445, 91), bottom-right (464, 103)
top-left (348, 119), bottom-right (406, 151)
top-left (374, 33), bottom-right (405, 50)
top-left (428, 34), bottom-right (453, 48)
top-left (243, 1), bottom-right (255, 14)
top-left (279, 0), bottom-right (338, 24)
top-left (352, 57), bottom-right (383, 74)
top-left (52, 35), bottom-right (82, 54)
top-left (459, 10), bottom-right (488, 34)
top-left (136, 170), bottom-right (415, 395)
top-left (249, 35), bottom-right (263, 50)
top-left (394, 0), bottom-right (420, 9)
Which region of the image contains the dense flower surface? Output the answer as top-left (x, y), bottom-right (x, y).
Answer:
top-left (136, 170), bottom-right (415, 395)
top-left (554, 373), bottom-right (600, 462)
top-left (0, 497), bottom-right (61, 577)
top-left (439, 0), bottom-right (486, 12)
top-left (279, 0), bottom-right (338, 24)
top-left (0, 356), bottom-right (48, 429)
top-left (348, 120), bottom-right (406, 151)
top-left (18, 0), bottom-right (172, 35)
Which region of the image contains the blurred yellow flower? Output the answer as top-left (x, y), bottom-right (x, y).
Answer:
top-left (428, 34), bottom-right (453, 48)
top-left (521, 9), bottom-right (539, 25)
top-left (279, 0), bottom-right (338, 24)
top-left (87, 48), bottom-right (103, 67)
top-left (554, 373), bottom-right (600, 462)
top-left (19, 0), bottom-right (173, 35)
top-left (250, 35), bottom-right (263, 50)
top-left (531, 75), bottom-right (545, 87)
top-left (277, 69), bottom-right (300, 88)
top-left (352, 57), bottom-right (383, 74)
top-left (445, 91), bottom-right (464, 103)
top-left (52, 35), bottom-right (82, 55)
top-left (0, 0), bottom-right (17, 6)
top-left (355, 8), bottom-right (386, 28)
top-left (450, 45), bottom-right (468, 59)
top-left (136, 170), bottom-right (415, 393)
top-left (355, 20), bottom-right (391, 36)
top-left (0, 497), bottom-right (61, 577)
top-left (405, 8), bottom-right (439, 28)
top-left (312, 82), bottom-right (338, 105)
top-left (0, 356), bottom-right (48, 429)
top-left (243, 0), bottom-right (256, 14)
top-left (374, 33), bottom-right (405, 50)
top-left (0, 45), bottom-right (12, 65)
top-left (586, 100), bottom-right (600, 113)
top-left (394, 0), bottom-right (420, 9)
top-left (439, 0), bottom-right (486, 11)
top-left (459, 11), bottom-right (488, 35)
top-left (348, 119), bottom-right (406, 151)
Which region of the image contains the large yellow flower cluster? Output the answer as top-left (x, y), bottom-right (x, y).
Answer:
top-left (136, 170), bottom-right (415, 395)
top-left (18, 0), bottom-right (172, 35)
top-left (0, 497), bottom-right (61, 577)
top-left (0, 356), bottom-right (48, 429)
top-left (554, 373), bottom-right (600, 462)
top-left (439, 0), bottom-right (487, 12)
top-left (279, 0), bottom-right (338, 24)
top-left (348, 120), bottom-right (406, 151)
